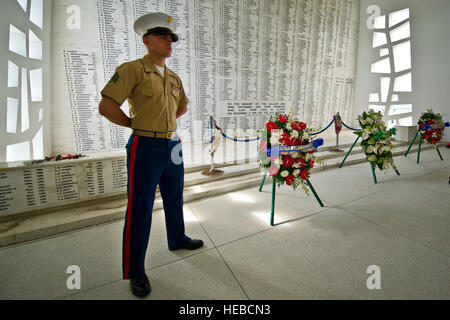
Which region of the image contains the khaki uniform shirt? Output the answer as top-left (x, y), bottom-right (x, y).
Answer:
top-left (100, 54), bottom-right (189, 138)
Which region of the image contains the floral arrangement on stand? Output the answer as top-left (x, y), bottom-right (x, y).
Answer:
top-left (257, 112), bottom-right (324, 195)
top-left (418, 108), bottom-right (446, 146)
top-left (354, 110), bottom-right (398, 172)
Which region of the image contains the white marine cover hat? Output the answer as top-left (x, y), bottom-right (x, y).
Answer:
top-left (134, 12), bottom-right (178, 42)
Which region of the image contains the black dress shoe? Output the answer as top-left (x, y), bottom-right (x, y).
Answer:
top-left (170, 239), bottom-right (204, 251)
top-left (130, 274), bottom-right (151, 298)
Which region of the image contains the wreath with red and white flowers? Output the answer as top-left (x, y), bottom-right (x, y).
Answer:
top-left (418, 108), bottom-right (446, 145)
top-left (257, 113), bottom-right (324, 194)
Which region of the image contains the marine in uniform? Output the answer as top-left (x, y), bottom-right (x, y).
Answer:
top-left (98, 12), bottom-right (204, 298)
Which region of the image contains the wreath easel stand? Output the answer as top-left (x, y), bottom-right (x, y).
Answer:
top-left (259, 170), bottom-right (324, 226)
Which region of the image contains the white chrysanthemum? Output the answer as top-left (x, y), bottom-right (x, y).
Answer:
top-left (292, 162), bottom-right (300, 169)
top-left (305, 154), bottom-right (312, 161)
top-left (286, 123), bottom-right (292, 131)
top-left (362, 131), bottom-right (369, 140)
top-left (273, 158), bottom-right (281, 168)
top-left (291, 152), bottom-right (300, 159)
top-left (291, 130), bottom-right (299, 138)
top-left (366, 145), bottom-right (374, 154)
top-left (293, 169), bottom-right (300, 176)
top-left (280, 170), bottom-right (289, 178)
top-left (270, 133), bottom-right (280, 145)
top-left (302, 132), bottom-right (310, 140)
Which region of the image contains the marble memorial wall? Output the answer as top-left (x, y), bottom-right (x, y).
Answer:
top-left (51, 0), bottom-right (360, 153)
top-left (0, 157), bottom-right (128, 217)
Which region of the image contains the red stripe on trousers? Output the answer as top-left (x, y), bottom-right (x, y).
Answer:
top-left (124, 135), bottom-right (139, 279)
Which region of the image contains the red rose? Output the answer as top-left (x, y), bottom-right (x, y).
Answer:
top-left (299, 122), bottom-right (307, 130)
top-left (308, 160), bottom-right (315, 168)
top-left (419, 123), bottom-right (425, 129)
top-left (279, 114), bottom-right (288, 123)
top-left (286, 175), bottom-right (295, 186)
top-left (291, 121), bottom-right (301, 131)
top-left (430, 138), bottom-right (436, 144)
top-left (266, 121), bottom-right (278, 132)
top-left (297, 158), bottom-right (306, 168)
top-left (269, 165), bottom-right (279, 176)
top-left (283, 156), bottom-right (295, 167)
top-left (281, 132), bottom-right (296, 146)
top-left (282, 132), bottom-right (290, 140)
top-left (300, 169), bottom-right (309, 181)
top-left (259, 140), bottom-right (267, 152)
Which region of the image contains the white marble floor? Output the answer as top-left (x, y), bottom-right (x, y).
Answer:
top-left (1, 147), bottom-right (449, 300)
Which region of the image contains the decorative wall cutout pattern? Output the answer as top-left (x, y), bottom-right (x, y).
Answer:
top-left (369, 8), bottom-right (412, 128)
top-left (2, 0), bottom-right (45, 162)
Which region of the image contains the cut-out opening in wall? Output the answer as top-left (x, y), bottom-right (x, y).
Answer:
top-left (7, 98), bottom-right (19, 134)
top-left (373, 15), bottom-right (385, 29)
top-left (380, 77), bottom-right (390, 102)
top-left (30, 0), bottom-right (44, 29)
top-left (30, 68), bottom-right (43, 101)
top-left (389, 8), bottom-right (409, 28)
top-left (29, 30), bottom-right (42, 60)
top-left (389, 104), bottom-right (412, 116)
top-left (371, 57), bottom-right (390, 73)
top-left (393, 72), bottom-right (412, 92)
top-left (393, 41), bottom-right (411, 72)
top-left (369, 93), bottom-right (379, 102)
top-left (9, 25), bottom-right (27, 57)
top-left (32, 126), bottom-right (44, 159)
top-left (17, 0), bottom-right (27, 12)
top-left (373, 32), bottom-right (387, 48)
top-left (21, 68), bottom-right (30, 132)
top-left (8, 61), bottom-right (19, 87)
top-left (390, 21), bottom-right (410, 42)
top-left (369, 105), bottom-right (386, 114)
top-left (379, 48), bottom-right (389, 57)
top-left (6, 141), bottom-right (30, 162)
top-left (397, 116), bottom-right (413, 126)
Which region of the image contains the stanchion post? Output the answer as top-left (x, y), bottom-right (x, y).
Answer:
top-left (210, 116), bottom-right (215, 170)
top-left (339, 136), bottom-right (360, 168)
top-left (336, 132), bottom-right (339, 150)
top-left (202, 116), bottom-right (224, 176)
